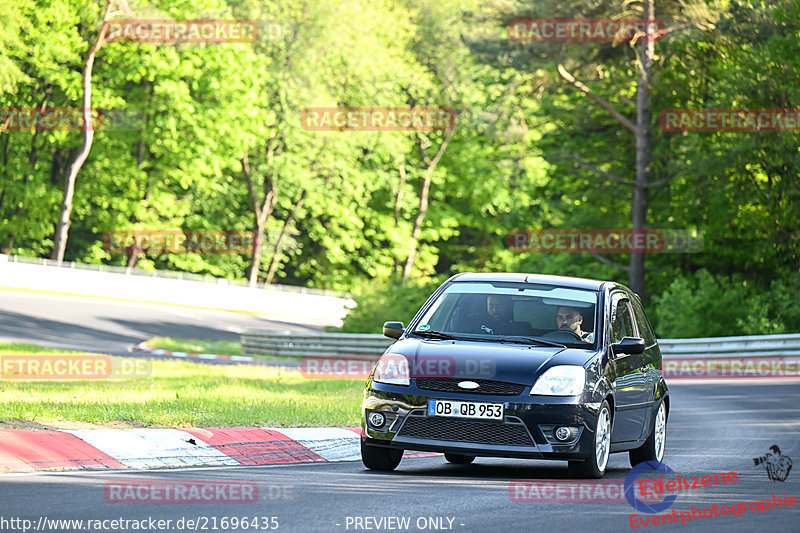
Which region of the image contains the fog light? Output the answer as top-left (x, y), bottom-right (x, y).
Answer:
top-left (368, 412), bottom-right (386, 428)
top-left (555, 427), bottom-right (571, 441)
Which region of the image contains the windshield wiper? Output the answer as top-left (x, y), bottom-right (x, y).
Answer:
top-left (497, 336), bottom-right (566, 348)
top-left (412, 330), bottom-right (458, 340)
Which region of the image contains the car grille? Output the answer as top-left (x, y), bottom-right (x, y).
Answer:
top-left (397, 416), bottom-right (533, 447)
top-left (416, 378), bottom-right (525, 396)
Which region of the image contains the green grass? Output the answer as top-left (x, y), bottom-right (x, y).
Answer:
top-left (145, 336), bottom-right (301, 361)
top-left (146, 337), bottom-right (244, 357)
top-left (0, 343), bottom-right (88, 355)
top-left (0, 343), bottom-right (363, 428)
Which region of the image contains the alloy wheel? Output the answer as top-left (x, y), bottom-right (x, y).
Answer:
top-left (654, 402), bottom-right (666, 462)
top-left (595, 407), bottom-right (611, 471)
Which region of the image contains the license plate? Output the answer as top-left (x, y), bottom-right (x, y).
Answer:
top-left (427, 399), bottom-right (504, 420)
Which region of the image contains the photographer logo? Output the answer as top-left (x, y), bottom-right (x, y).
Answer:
top-left (753, 445), bottom-right (792, 482)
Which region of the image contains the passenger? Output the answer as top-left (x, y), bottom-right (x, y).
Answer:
top-left (480, 295), bottom-right (532, 336)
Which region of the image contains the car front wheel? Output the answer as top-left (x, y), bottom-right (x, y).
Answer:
top-left (361, 441), bottom-right (403, 471)
top-left (568, 400), bottom-right (612, 479)
top-left (629, 400), bottom-right (667, 467)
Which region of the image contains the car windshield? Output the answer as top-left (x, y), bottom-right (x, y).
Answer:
top-left (412, 281), bottom-right (599, 348)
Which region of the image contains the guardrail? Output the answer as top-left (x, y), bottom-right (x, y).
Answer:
top-left (242, 331), bottom-right (393, 358)
top-left (241, 331), bottom-right (800, 359)
top-left (658, 333), bottom-right (800, 358)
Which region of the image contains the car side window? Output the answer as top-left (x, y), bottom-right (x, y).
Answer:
top-left (630, 296), bottom-right (656, 346)
top-left (611, 297), bottom-right (635, 343)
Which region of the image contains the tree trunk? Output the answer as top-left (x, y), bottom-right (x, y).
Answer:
top-left (51, 1), bottom-right (114, 265)
top-left (402, 128), bottom-right (455, 280)
top-left (265, 189), bottom-right (306, 284)
top-left (393, 157), bottom-right (406, 274)
top-left (556, 2), bottom-right (658, 298)
top-left (1, 115), bottom-right (10, 251)
top-left (250, 216), bottom-right (266, 285)
top-left (126, 135), bottom-right (148, 272)
top-left (242, 151), bottom-right (277, 287)
top-left (630, 0), bottom-right (656, 298)
top-left (403, 171), bottom-right (432, 280)
top-left (394, 157), bottom-right (406, 226)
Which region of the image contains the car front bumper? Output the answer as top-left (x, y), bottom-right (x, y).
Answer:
top-left (361, 381), bottom-right (603, 460)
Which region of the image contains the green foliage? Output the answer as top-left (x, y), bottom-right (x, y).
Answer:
top-left (336, 276), bottom-right (446, 333)
top-left (652, 270), bottom-right (800, 338)
top-left (0, 0), bottom-right (798, 336)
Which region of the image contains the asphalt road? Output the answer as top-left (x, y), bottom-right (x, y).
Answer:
top-left (0, 291), bottom-right (322, 355)
top-left (1, 382), bottom-right (798, 533)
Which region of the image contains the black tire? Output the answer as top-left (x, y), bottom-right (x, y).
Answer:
top-left (629, 400), bottom-right (667, 467)
top-left (568, 400), bottom-right (612, 479)
top-left (444, 453), bottom-right (475, 464)
top-left (361, 441), bottom-right (403, 471)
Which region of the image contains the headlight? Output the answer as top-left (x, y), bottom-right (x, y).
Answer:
top-left (531, 365), bottom-right (586, 396)
top-left (373, 353), bottom-right (410, 385)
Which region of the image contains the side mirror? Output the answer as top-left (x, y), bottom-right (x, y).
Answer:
top-left (611, 336), bottom-right (645, 355)
top-left (383, 321), bottom-right (405, 340)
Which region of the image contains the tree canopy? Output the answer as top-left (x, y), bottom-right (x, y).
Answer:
top-left (1, 0), bottom-right (798, 336)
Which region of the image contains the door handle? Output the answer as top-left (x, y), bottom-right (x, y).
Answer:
top-left (640, 366), bottom-right (648, 374)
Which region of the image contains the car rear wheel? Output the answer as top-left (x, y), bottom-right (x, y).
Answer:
top-left (361, 441), bottom-right (403, 471)
top-left (444, 453), bottom-right (475, 464)
top-left (629, 400), bottom-right (667, 467)
top-left (568, 400), bottom-right (611, 479)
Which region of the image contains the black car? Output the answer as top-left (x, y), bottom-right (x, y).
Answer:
top-left (360, 273), bottom-right (668, 478)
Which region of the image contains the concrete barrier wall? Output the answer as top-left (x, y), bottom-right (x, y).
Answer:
top-left (0, 255), bottom-right (354, 327)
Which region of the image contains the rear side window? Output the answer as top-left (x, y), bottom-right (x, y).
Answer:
top-left (630, 296), bottom-right (657, 346)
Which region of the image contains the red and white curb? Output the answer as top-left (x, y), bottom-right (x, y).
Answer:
top-left (132, 341), bottom-right (254, 362)
top-left (65, 429), bottom-right (239, 469)
top-left (0, 427), bottom-right (435, 472)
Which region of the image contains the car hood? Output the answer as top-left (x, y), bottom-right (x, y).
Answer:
top-left (387, 337), bottom-right (598, 385)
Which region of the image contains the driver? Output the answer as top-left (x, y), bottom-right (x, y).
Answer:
top-left (557, 306), bottom-right (593, 342)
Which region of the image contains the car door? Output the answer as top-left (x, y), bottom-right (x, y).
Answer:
top-left (608, 293), bottom-right (649, 442)
top-left (629, 294), bottom-right (659, 428)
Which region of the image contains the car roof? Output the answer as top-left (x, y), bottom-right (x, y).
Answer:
top-left (450, 272), bottom-right (609, 291)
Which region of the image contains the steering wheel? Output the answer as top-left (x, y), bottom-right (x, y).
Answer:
top-left (540, 329), bottom-right (584, 343)
top-left (449, 311), bottom-right (489, 335)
